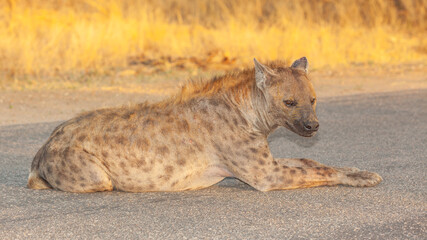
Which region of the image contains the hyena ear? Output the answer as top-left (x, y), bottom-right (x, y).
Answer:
top-left (254, 58), bottom-right (275, 91)
top-left (291, 57), bottom-right (309, 73)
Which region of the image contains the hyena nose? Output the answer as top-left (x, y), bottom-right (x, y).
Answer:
top-left (304, 121), bottom-right (319, 131)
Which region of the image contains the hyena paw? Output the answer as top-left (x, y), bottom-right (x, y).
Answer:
top-left (341, 170), bottom-right (383, 187)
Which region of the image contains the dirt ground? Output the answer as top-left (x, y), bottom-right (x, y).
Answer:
top-left (1, 64), bottom-right (426, 126)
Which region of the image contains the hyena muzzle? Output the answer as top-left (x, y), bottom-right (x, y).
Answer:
top-left (27, 57), bottom-right (382, 192)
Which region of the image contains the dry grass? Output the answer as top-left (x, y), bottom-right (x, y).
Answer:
top-left (1, 0), bottom-right (426, 83)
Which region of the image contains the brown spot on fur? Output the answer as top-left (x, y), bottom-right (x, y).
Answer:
top-left (122, 111), bottom-right (135, 119)
top-left (233, 118), bottom-right (238, 126)
top-left (249, 147), bottom-right (258, 153)
top-left (193, 140), bottom-right (204, 151)
top-left (262, 152), bottom-right (269, 158)
top-left (62, 147), bottom-right (70, 158)
top-left (223, 116), bottom-right (230, 125)
top-left (55, 180), bottom-right (61, 186)
top-left (209, 99), bottom-right (219, 106)
top-left (274, 167), bottom-right (280, 172)
top-left (77, 134), bottom-right (87, 142)
top-left (102, 151), bottom-right (108, 158)
top-left (164, 165), bottom-right (174, 174)
top-left (156, 146), bottom-right (170, 156)
top-left (161, 126), bottom-right (171, 135)
top-left (202, 120), bottom-right (214, 133)
top-left (69, 177), bottom-right (76, 184)
top-left (178, 120), bottom-right (190, 132)
top-left (200, 107), bottom-right (208, 115)
top-left (299, 158), bottom-right (312, 167)
top-left (104, 112), bottom-right (118, 120)
top-left (234, 140), bottom-right (242, 148)
top-left (347, 172), bottom-right (370, 180)
top-left (290, 169), bottom-right (296, 174)
top-left (296, 167), bottom-right (307, 175)
top-left (167, 117), bottom-right (174, 123)
top-left (103, 135), bottom-right (110, 143)
top-left (258, 159), bottom-right (266, 165)
top-left (79, 158), bottom-right (87, 166)
top-left (213, 143), bottom-right (222, 152)
top-left (136, 159), bottom-right (146, 167)
top-left (69, 164), bottom-right (79, 173)
top-left (116, 136), bottom-right (127, 145)
top-left (177, 158), bottom-right (186, 166)
top-left (143, 118), bottom-right (155, 126)
top-left (136, 138), bottom-right (150, 149)
top-left (223, 103), bottom-right (231, 111)
top-left (159, 174), bottom-right (171, 181)
top-left (94, 136), bottom-right (102, 145)
top-left (119, 161), bottom-right (126, 169)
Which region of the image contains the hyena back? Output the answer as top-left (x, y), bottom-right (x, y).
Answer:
top-left (28, 57), bottom-right (382, 192)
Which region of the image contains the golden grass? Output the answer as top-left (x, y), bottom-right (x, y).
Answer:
top-left (1, 0), bottom-right (426, 80)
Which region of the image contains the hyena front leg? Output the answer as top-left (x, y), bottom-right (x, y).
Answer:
top-left (238, 158), bottom-right (382, 191)
top-left (275, 158), bottom-right (327, 168)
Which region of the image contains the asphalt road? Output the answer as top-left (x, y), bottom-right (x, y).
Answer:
top-left (1, 89), bottom-right (426, 239)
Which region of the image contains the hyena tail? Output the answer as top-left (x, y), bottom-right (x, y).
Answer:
top-left (27, 146), bottom-right (52, 190)
top-left (27, 171), bottom-right (52, 190)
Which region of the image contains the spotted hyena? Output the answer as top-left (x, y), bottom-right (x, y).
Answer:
top-left (27, 57), bottom-right (382, 192)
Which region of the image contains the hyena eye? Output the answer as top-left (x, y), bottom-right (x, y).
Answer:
top-left (311, 98), bottom-right (316, 105)
top-left (283, 100), bottom-right (296, 107)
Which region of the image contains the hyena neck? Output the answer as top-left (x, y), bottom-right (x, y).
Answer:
top-left (172, 68), bottom-right (276, 136)
top-left (221, 81), bottom-right (276, 137)
top-left (250, 87), bottom-right (278, 135)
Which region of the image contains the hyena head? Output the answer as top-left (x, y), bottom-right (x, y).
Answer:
top-left (254, 57), bottom-right (319, 137)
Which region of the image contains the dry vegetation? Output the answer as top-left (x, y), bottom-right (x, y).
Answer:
top-left (0, 0), bottom-right (426, 84)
